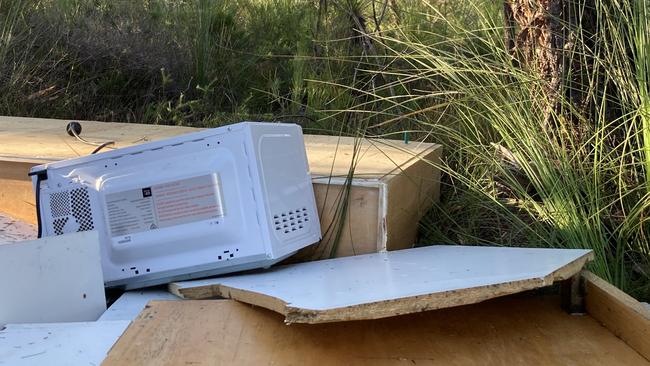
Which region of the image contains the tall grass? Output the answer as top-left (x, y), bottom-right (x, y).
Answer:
top-left (633, 0), bottom-right (650, 191)
top-left (327, 0), bottom-right (650, 298)
top-left (0, 0), bottom-right (324, 124)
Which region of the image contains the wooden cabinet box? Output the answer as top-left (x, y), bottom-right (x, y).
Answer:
top-left (0, 116), bottom-right (441, 259)
top-left (302, 135), bottom-right (441, 259)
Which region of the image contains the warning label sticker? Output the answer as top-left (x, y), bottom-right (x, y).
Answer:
top-left (106, 174), bottom-right (224, 237)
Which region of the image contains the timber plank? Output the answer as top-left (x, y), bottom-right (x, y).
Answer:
top-left (0, 116), bottom-right (436, 179)
top-left (103, 296), bottom-right (650, 366)
top-left (0, 160), bottom-right (37, 223)
top-left (583, 270), bottom-right (650, 361)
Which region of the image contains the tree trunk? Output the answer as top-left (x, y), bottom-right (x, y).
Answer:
top-left (504, 0), bottom-right (566, 128)
top-left (504, 0), bottom-right (599, 134)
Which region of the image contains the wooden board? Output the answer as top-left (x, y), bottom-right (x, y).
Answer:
top-left (0, 160), bottom-right (38, 224)
top-left (0, 116), bottom-right (434, 178)
top-left (384, 146), bottom-right (442, 251)
top-left (304, 135), bottom-right (435, 179)
top-left (170, 245), bottom-right (593, 323)
top-left (103, 296), bottom-right (650, 366)
top-left (0, 116), bottom-right (442, 259)
top-left (0, 320), bottom-right (130, 366)
top-left (301, 183), bottom-right (380, 258)
top-left (583, 270), bottom-right (650, 361)
top-left (0, 231), bottom-right (106, 325)
top-left (0, 116), bottom-right (196, 161)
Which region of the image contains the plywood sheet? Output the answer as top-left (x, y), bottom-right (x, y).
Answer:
top-left (583, 270), bottom-right (650, 361)
top-left (384, 146), bottom-right (442, 251)
top-left (304, 134), bottom-right (437, 178)
top-left (0, 320), bottom-right (129, 366)
top-left (0, 231), bottom-right (106, 325)
top-left (0, 160), bottom-right (38, 224)
top-left (103, 296), bottom-right (650, 366)
top-left (0, 116), bottom-right (439, 179)
top-left (170, 245), bottom-right (593, 323)
top-left (297, 183), bottom-right (380, 259)
top-left (0, 116), bottom-right (195, 161)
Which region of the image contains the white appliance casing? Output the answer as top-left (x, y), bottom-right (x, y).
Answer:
top-left (30, 122), bottom-right (321, 289)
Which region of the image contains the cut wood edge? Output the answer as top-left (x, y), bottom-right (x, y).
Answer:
top-left (582, 270), bottom-right (650, 361)
top-left (169, 250), bottom-right (593, 324)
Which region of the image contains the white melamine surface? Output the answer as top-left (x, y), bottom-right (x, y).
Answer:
top-left (175, 245), bottom-right (592, 311)
top-left (0, 320), bottom-right (129, 366)
top-left (99, 289), bottom-right (180, 321)
top-left (0, 231), bottom-right (106, 325)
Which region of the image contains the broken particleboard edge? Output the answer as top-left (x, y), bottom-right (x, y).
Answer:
top-left (169, 251), bottom-right (594, 324)
top-left (582, 270), bottom-right (650, 361)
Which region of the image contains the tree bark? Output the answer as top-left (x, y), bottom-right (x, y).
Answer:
top-left (504, 0), bottom-right (566, 128)
top-left (505, 0), bottom-right (600, 136)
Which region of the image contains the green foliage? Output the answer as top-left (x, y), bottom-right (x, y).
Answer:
top-left (0, 0), bottom-right (319, 125)
top-left (345, 0), bottom-right (650, 300)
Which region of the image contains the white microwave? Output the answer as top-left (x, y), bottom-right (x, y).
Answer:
top-left (30, 122), bottom-right (321, 289)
